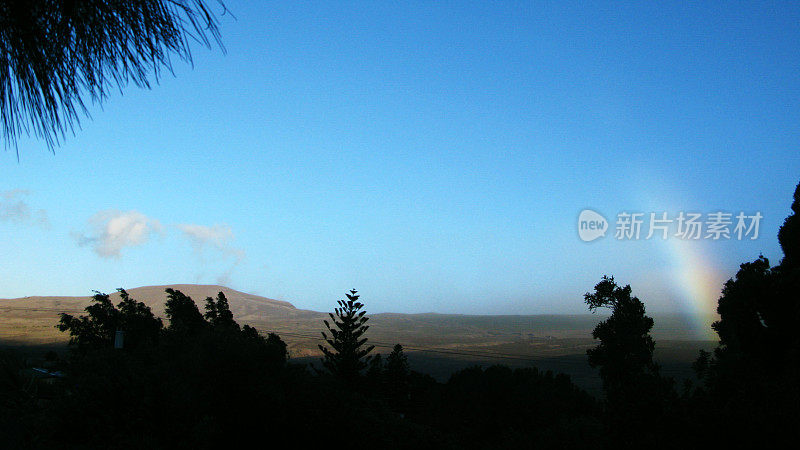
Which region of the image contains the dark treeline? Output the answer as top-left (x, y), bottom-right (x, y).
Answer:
top-left (1, 181), bottom-right (799, 449)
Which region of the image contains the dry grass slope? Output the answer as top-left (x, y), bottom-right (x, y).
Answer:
top-left (1, 284), bottom-right (714, 362)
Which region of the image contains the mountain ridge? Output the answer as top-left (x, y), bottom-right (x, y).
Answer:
top-left (0, 284), bottom-right (711, 353)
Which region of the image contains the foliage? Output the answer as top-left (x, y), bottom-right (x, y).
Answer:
top-left (777, 181), bottom-right (800, 269)
top-left (204, 291), bottom-right (238, 330)
top-left (584, 276), bottom-right (681, 447)
top-left (0, 0), bottom-right (226, 149)
top-left (584, 276), bottom-right (659, 399)
top-left (19, 187), bottom-right (800, 450)
top-left (386, 344), bottom-right (410, 379)
top-left (367, 352), bottom-right (384, 378)
top-left (43, 287), bottom-right (290, 448)
top-left (318, 289), bottom-right (375, 381)
top-left (164, 287), bottom-right (206, 335)
top-left (423, 365), bottom-right (601, 449)
top-left (57, 288), bottom-right (162, 352)
top-left (692, 180), bottom-right (800, 444)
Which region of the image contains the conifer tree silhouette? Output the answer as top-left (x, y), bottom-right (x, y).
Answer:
top-left (204, 291), bottom-right (239, 330)
top-left (386, 344), bottom-right (411, 408)
top-left (319, 289), bottom-right (375, 381)
top-left (386, 344), bottom-right (410, 380)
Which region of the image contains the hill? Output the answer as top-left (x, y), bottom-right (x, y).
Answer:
top-left (1, 284), bottom-right (714, 390)
top-left (0, 285), bottom-right (321, 346)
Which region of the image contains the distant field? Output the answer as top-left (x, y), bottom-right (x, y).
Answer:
top-left (293, 338), bottom-right (715, 396)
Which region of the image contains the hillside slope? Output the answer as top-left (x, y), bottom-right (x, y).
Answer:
top-left (1, 284), bottom-right (710, 359)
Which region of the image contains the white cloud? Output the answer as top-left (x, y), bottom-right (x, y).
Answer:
top-left (0, 189), bottom-right (49, 228)
top-left (177, 223), bottom-right (245, 259)
top-left (74, 210), bottom-right (162, 258)
top-left (177, 223), bottom-right (246, 285)
top-left (71, 211), bottom-right (245, 282)
top-left (177, 224), bottom-right (233, 252)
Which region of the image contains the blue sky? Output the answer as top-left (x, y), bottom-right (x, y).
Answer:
top-left (1, 1), bottom-right (798, 320)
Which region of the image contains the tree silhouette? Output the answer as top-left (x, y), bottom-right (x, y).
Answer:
top-left (204, 291), bottom-right (238, 330)
top-left (164, 287), bottom-right (206, 335)
top-left (696, 182), bottom-right (800, 382)
top-left (777, 181), bottom-right (800, 269)
top-left (709, 256), bottom-right (777, 365)
top-left (319, 289), bottom-right (375, 381)
top-left (386, 344), bottom-right (410, 379)
top-left (434, 365), bottom-right (600, 449)
top-left (0, 0), bottom-right (226, 150)
top-left (385, 344), bottom-right (411, 409)
top-left (585, 276), bottom-right (659, 398)
top-left (57, 288), bottom-right (162, 352)
top-left (584, 276), bottom-right (675, 446)
top-left (259, 329), bottom-right (289, 368)
top-left (367, 352), bottom-right (384, 378)
top-left (49, 287), bottom-right (292, 448)
top-left (692, 180), bottom-right (800, 444)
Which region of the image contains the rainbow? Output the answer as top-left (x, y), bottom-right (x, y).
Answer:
top-left (630, 173), bottom-right (723, 340)
top-left (663, 238), bottom-right (723, 340)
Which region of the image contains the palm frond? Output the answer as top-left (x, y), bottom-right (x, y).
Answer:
top-left (0, 0), bottom-right (226, 152)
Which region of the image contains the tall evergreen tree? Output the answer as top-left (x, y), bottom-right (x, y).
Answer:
top-left (386, 344), bottom-right (410, 380)
top-left (319, 289), bottom-right (375, 381)
top-left (204, 291), bottom-right (238, 330)
top-left (385, 344), bottom-right (411, 408)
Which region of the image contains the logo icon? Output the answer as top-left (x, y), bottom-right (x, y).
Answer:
top-left (578, 209), bottom-right (608, 242)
